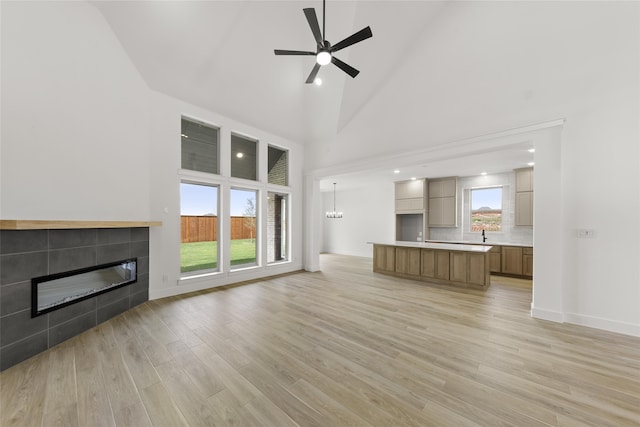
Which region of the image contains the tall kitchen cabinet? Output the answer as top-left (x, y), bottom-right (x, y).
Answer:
top-left (515, 167), bottom-right (534, 226)
top-left (428, 177), bottom-right (458, 227)
top-left (395, 179), bottom-right (428, 241)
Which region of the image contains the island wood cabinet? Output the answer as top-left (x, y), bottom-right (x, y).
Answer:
top-left (421, 249), bottom-right (450, 280)
top-left (428, 177), bottom-right (457, 227)
top-left (373, 245), bottom-right (396, 273)
top-left (395, 247), bottom-right (421, 276)
top-left (450, 252), bottom-right (487, 286)
top-left (515, 168), bottom-right (534, 226)
top-left (372, 243), bottom-right (490, 289)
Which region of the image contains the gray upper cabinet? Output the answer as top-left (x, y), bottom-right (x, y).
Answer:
top-left (515, 168), bottom-right (534, 226)
top-left (428, 177), bottom-right (458, 227)
top-left (395, 180), bottom-right (425, 213)
top-left (428, 178), bottom-right (457, 198)
top-left (515, 168), bottom-right (534, 192)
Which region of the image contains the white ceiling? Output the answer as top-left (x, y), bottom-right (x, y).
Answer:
top-left (318, 140), bottom-right (535, 192)
top-left (92, 0), bottom-right (444, 145)
top-left (90, 1), bottom-right (631, 192)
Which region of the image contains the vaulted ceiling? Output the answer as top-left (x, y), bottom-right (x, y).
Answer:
top-left (92, 1), bottom-right (445, 146)
top-left (91, 1), bottom-right (636, 185)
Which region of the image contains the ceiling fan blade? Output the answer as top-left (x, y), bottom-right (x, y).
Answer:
top-left (305, 63), bottom-right (321, 84)
top-left (303, 8), bottom-right (323, 48)
top-left (331, 56), bottom-right (359, 78)
top-left (274, 49), bottom-right (315, 56)
top-left (330, 26), bottom-right (373, 53)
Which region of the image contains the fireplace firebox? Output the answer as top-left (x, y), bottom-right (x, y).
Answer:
top-left (32, 258), bottom-right (137, 317)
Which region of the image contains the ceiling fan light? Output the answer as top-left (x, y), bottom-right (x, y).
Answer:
top-left (316, 51), bottom-right (331, 66)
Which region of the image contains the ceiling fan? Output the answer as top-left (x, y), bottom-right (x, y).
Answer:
top-left (274, 0), bottom-right (373, 84)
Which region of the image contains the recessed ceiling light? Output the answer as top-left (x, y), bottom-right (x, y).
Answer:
top-left (236, 152), bottom-right (244, 159)
top-left (411, 177), bottom-right (416, 180)
top-left (481, 172), bottom-right (487, 176)
top-left (181, 133), bottom-right (188, 138)
top-left (528, 162), bottom-right (535, 166)
top-left (314, 77), bottom-right (322, 86)
top-left (528, 148), bottom-right (535, 153)
top-left (393, 169), bottom-right (400, 174)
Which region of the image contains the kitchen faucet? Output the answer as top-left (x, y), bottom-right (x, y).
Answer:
top-left (482, 229), bottom-right (487, 243)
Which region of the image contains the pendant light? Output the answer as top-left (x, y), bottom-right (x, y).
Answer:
top-left (326, 182), bottom-right (343, 218)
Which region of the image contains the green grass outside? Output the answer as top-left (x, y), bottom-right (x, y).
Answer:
top-left (180, 239), bottom-right (257, 273)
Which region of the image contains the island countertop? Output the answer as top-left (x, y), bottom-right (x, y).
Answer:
top-left (424, 239), bottom-right (532, 248)
top-left (368, 241), bottom-right (493, 253)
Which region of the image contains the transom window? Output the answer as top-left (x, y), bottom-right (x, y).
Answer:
top-left (231, 134), bottom-right (258, 181)
top-left (181, 117), bottom-right (219, 175)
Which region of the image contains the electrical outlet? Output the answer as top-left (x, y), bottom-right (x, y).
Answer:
top-left (577, 229), bottom-right (596, 238)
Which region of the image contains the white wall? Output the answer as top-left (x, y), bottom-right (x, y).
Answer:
top-left (321, 182), bottom-right (395, 258)
top-left (558, 86), bottom-right (640, 335)
top-left (148, 91), bottom-right (304, 299)
top-left (1, 1), bottom-right (150, 220)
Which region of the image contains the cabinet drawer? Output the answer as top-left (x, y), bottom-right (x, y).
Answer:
top-left (523, 247), bottom-right (533, 255)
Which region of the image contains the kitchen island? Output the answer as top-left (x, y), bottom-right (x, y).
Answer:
top-left (369, 241), bottom-right (493, 290)
top-left (424, 240), bottom-right (533, 278)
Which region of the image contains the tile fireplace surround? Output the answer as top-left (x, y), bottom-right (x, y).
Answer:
top-left (0, 221), bottom-right (158, 371)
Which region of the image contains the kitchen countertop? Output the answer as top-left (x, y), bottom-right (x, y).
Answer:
top-left (368, 241), bottom-right (493, 253)
top-left (424, 239), bottom-right (533, 248)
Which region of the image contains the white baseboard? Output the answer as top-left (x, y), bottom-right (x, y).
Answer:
top-left (564, 312), bottom-right (640, 337)
top-left (531, 304), bottom-right (640, 337)
top-left (304, 264), bottom-right (321, 272)
top-left (530, 305), bottom-right (564, 323)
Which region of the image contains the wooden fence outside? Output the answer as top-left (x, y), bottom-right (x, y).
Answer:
top-left (181, 216), bottom-right (256, 243)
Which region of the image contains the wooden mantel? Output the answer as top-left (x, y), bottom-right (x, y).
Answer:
top-left (0, 220), bottom-right (162, 230)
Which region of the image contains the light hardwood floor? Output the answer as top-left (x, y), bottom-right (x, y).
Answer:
top-left (1, 254), bottom-right (639, 426)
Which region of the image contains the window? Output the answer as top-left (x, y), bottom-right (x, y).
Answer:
top-left (231, 134), bottom-right (258, 181)
top-left (181, 117), bottom-right (219, 174)
top-left (267, 192), bottom-right (288, 263)
top-left (470, 187), bottom-right (502, 232)
top-left (230, 188), bottom-right (258, 267)
top-left (268, 146), bottom-right (288, 186)
top-left (180, 182), bottom-right (219, 273)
